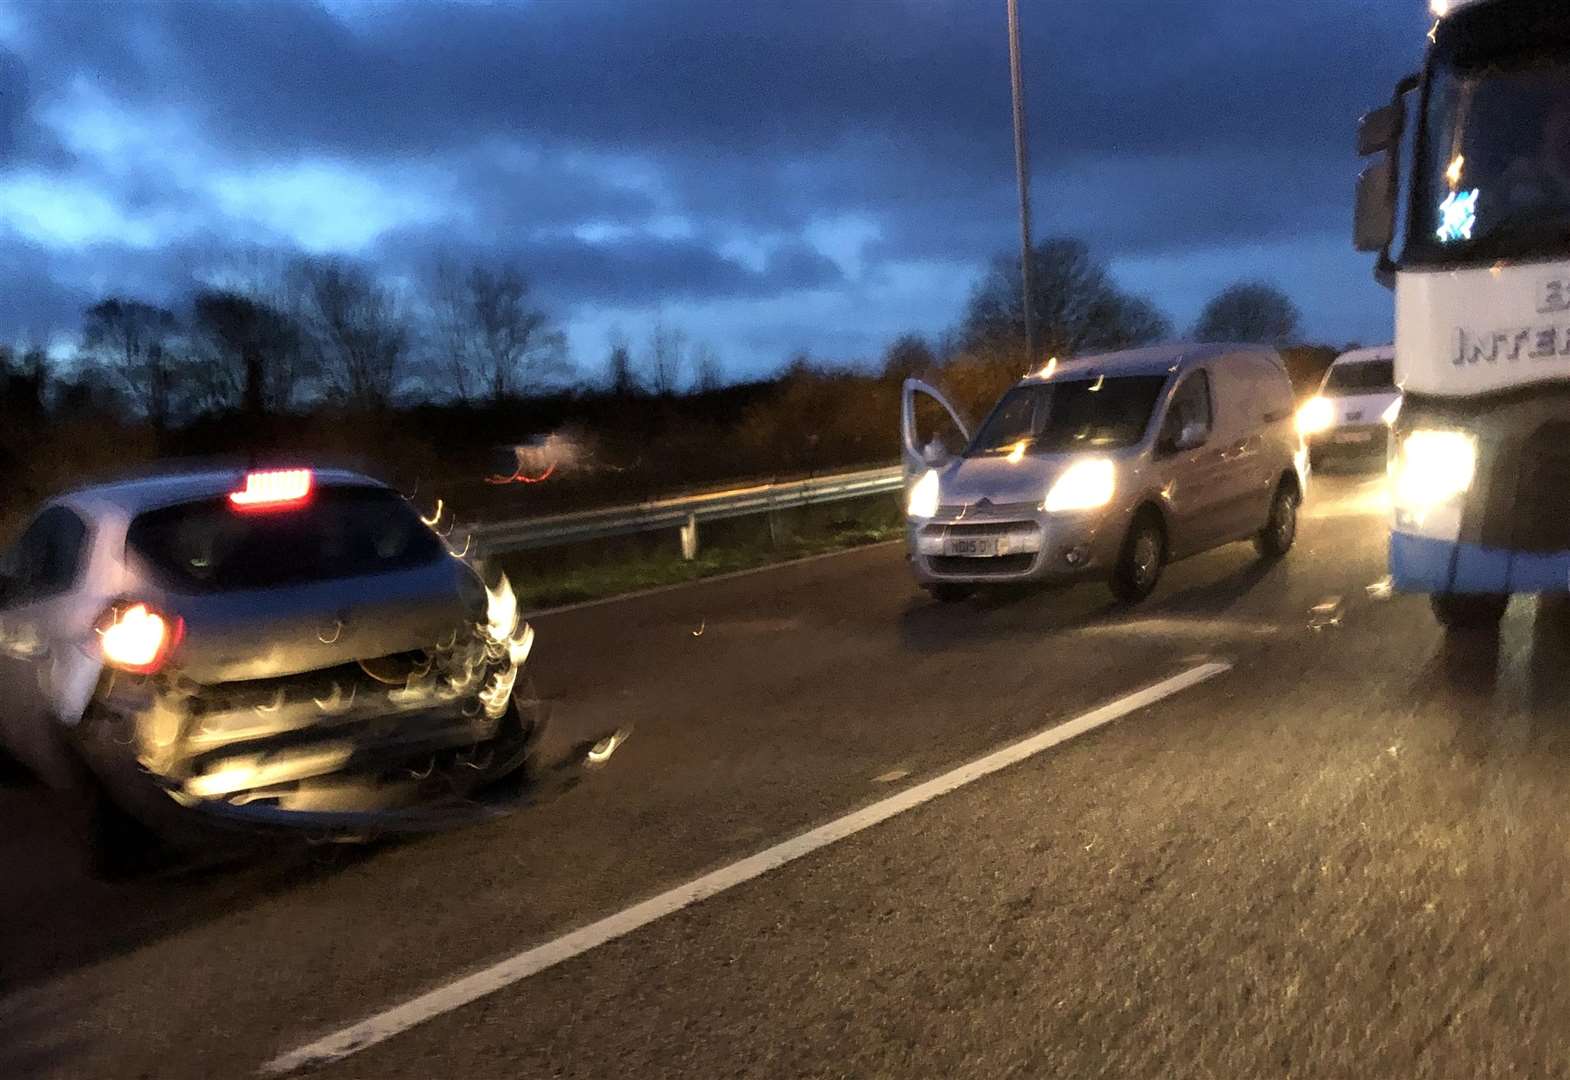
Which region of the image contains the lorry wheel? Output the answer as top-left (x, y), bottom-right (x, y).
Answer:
top-left (1254, 483), bottom-right (1299, 559)
top-left (1430, 593), bottom-right (1509, 631)
top-left (1111, 512), bottom-right (1165, 603)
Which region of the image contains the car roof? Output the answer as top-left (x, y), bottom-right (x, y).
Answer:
top-left (53, 466), bottom-right (385, 521)
top-left (1021, 342), bottom-right (1281, 384)
top-left (1332, 345), bottom-right (1395, 366)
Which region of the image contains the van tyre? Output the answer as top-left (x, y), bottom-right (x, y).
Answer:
top-left (1255, 483), bottom-right (1299, 559)
top-left (1431, 593), bottom-right (1509, 631)
top-left (1111, 512), bottom-right (1165, 603)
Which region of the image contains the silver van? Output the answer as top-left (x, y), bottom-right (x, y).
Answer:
top-left (901, 343), bottom-right (1310, 602)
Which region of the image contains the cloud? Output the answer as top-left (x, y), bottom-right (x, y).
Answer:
top-left (369, 226), bottom-right (843, 309)
top-left (0, 0), bottom-right (1426, 369)
top-left (0, 227), bottom-right (92, 344)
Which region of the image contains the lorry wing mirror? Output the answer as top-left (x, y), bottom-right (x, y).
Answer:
top-left (1355, 158), bottom-right (1397, 254)
top-left (1358, 103), bottom-right (1404, 157)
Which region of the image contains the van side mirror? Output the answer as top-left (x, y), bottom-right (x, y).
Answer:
top-left (921, 435), bottom-right (958, 466)
top-left (1160, 419), bottom-right (1207, 454)
top-left (1174, 421), bottom-right (1208, 452)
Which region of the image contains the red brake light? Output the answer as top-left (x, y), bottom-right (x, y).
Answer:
top-left (98, 602), bottom-right (183, 675)
top-left (229, 469), bottom-right (313, 510)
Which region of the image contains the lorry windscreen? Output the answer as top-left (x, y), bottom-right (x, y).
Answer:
top-left (1407, 46), bottom-right (1570, 266)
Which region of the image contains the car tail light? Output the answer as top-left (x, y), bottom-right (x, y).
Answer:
top-left (229, 468), bottom-right (313, 510)
top-left (98, 602), bottom-right (183, 674)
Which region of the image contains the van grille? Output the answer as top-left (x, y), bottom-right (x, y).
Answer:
top-left (936, 501), bottom-right (1039, 519)
top-left (928, 555), bottom-right (1035, 576)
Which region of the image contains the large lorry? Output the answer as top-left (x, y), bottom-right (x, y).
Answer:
top-left (1356, 0), bottom-right (1570, 630)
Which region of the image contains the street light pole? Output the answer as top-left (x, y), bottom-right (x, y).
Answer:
top-left (1006, 0), bottom-right (1036, 372)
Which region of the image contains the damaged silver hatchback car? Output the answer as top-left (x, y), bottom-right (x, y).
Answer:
top-left (0, 466), bottom-right (542, 873)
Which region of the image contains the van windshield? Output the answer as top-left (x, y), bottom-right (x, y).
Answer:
top-left (1323, 360), bottom-right (1396, 394)
top-left (966, 376), bottom-right (1168, 457)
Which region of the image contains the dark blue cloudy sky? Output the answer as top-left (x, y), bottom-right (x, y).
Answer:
top-left (0, 0), bottom-right (1428, 378)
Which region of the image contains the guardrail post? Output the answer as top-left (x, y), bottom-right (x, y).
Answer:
top-left (680, 512), bottom-right (699, 561)
top-left (766, 486), bottom-right (783, 548)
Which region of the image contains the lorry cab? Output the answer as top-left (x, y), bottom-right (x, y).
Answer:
top-left (901, 343), bottom-right (1307, 604)
top-left (1355, 0), bottom-right (1570, 629)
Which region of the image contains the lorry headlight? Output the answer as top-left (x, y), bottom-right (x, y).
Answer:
top-left (1044, 459), bottom-right (1116, 513)
top-left (907, 469), bottom-right (940, 519)
top-left (1296, 396), bottom-right (1334, 436)
top-left (1392, 429), bottom-right (1476, 514)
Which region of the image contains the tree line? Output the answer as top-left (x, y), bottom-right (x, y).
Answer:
top-left (6, 236), bottom-right (1305, 430)
top-left (56, 255), bottom-right (575, 432)
top-left (0, 235), bottom-right (1323, 529)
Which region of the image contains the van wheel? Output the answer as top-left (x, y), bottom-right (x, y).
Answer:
top-left (1111, 512), bottom-right (1165, 603)
top-left (925, 583), bottom-right (973, 604)
top-left (1431, 593), bottom-right (1509, 631)
top-left (1255, 483), bottom-right (1299, 559)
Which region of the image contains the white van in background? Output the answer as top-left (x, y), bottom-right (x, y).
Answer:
top-left (1296, 346), bottom-right (1401, 468)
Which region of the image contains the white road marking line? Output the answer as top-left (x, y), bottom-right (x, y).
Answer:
top-left (260, 660), bottom-right (1230, 1076)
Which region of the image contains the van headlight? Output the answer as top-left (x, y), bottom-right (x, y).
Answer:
top-left (907, 469), bottom-right (940, 519)
top-left (1044, 459), bottom-right (1116, 513)
top-left (1296, 396), bottom-right (1334, 436)
top-left (1391, 429), bottom-right (1475, 534)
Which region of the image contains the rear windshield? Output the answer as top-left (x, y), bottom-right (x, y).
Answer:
top-left (1323, 360), bottom-right (1396, 394)
top-left (967, 376), bottom-right (1168, 456)
top-left (127, 485), bottom-right (446, 591)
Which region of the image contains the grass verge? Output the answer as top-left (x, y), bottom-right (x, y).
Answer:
top-left (498, 496), bottom-right (904, 611)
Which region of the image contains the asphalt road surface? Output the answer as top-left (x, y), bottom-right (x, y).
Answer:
top-left (7, 471), bottom-right (1570, 1079)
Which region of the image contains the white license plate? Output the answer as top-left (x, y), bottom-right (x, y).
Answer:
top-left (944, 536), bottom-right (1000, 558)
top-left (1332, 431), bottom-right (1374, 445)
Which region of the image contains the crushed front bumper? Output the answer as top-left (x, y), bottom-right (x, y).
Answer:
top-left (78, 640), bottom-right (546, 840)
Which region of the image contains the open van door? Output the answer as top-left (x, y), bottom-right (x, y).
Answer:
top-left (901, 379), bottom-right (971, 487)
